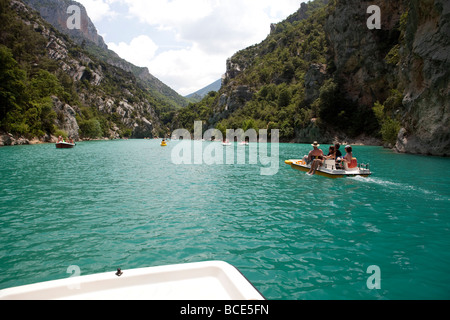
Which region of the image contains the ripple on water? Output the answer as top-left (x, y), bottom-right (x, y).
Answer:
top-left (0, 141), bottom-right (449, 299)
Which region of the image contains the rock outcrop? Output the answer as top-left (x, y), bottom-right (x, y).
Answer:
top-left (216, 0), bottom-right (449, 155)
top-left (325, 0), bottom-right (404, 107)
top-left (325, 0), bottom-right (449, 156)
top-left (52, 96), bottom-right (80, 140)
top-left (23, 0), bottom-right (107, 49)
top-left (2, 0), bottom-right (179, 142)
top-left (23, 0), bottom-right (188, 111)
top-left (394, 0), bottom-right (450, 156)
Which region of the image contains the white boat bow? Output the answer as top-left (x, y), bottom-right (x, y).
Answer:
top-left (0, 261), bottom-right (264, 300)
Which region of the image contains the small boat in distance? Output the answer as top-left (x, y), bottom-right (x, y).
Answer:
top-left (56, 142), bottom-right (75, 149)
top-left (161, 140), bottom-right (167, 147)
top-left (56, 136), bottom-right (75, 149)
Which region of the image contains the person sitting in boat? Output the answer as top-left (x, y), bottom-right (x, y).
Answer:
top-left (334, 143), bottom-right (342, 158)
top-left (303, 141), bottom-right (324, 164)
top-left (308, 146), bottom-right (336, 175)
top-left (334, 143), bottom-right (344, 168)
top-left (327, 145), bottom-right (337, 159)
top-left (342, 145), bottom-right (353, 164)
top-left (341, 145), bottom-right (358, 170)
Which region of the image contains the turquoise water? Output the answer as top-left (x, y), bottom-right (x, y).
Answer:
top-left (0, 140), bottom-right (449, 299)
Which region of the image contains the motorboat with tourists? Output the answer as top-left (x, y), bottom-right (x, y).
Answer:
top-left (285, 157), bottom-right (372, 178)
top-left (56, 136), bottom-right (75, 149)
top-left (55, 142), bottom-right (75, 149)
top-left (0, 261), bottom-right (264, 300)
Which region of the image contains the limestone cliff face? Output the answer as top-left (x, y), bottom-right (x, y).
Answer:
top-left (325, 0), bottom-right (449, 155)
top-left (217, 0), bottom-right (449, 155)
top-left (6, 0), bottom-right (161, 141)
top-left (22, 0), bottom-right (187, 116)
top-left (396, 0), bottom-right (450, 156)
top-left (23, 0), bottom-right (107, 49)
top-left (52, 96), bottom-right (80, 140)
top-left (325, 0), bottom-right (404, 107)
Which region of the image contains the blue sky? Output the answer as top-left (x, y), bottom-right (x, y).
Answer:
top-left (77, 0), bottom-right (304, 96)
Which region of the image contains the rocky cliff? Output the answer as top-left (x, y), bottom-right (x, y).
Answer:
top-left (395, 0), bottom-right (449, 156)
top-left (23, 0), bottom-right (107, 50)
top-left (326, 0), bottom-right (449, 156)
top-left (193, 0), bottom-right (448, 156)
top-left (0, 0), bottom-right (174, 145)
top-left (22, 0), bottom-right (188, 110)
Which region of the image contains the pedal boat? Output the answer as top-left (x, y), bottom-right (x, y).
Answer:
top-left (285, 158), bottom-right (372, 179)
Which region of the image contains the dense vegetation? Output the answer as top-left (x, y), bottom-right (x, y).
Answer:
top-left (0, 0), bottom-right (60, 138)
top-left (0, 0), bottom-right (181, 140)
top-left (171, 0), bottom-right (402, 144)
top-left (1, 0), bottom-right (406, 145)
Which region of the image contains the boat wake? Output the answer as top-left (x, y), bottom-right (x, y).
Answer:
top-left (349, 176), bottom-right (447, 201)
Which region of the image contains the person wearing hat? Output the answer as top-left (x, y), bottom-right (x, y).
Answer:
top-left (302, 141), bottom-right (324, 165)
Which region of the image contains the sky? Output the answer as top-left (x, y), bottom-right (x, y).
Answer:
top-left (76, 0), bottom-right (304, 96)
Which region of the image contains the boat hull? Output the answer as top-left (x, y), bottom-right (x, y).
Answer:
top-left (285, 160), bottom-right (372, 178)
top-left (56, 142), bottom-right (75, 149)
top-left (0, 261), bottom-right (264, 300)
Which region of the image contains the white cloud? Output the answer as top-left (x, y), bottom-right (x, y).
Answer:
top-left (77, 0), bottom-right (118, 23)
top-left (80, 0), bottom-right (303, 95)
top-left (122, 0), bottom-right (215, 27)
top-left (148, 44), bottom-right (226, 96)
top-left (107, 35), bottom-right (158, 68)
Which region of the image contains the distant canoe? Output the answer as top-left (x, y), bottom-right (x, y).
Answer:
top-left (56, 142), bottom-right (75, 149)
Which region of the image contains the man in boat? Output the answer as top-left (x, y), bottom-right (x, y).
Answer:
top-left (308, 145), bottom-right (337, 175)
top-left (303, 141), bottom-right (324, 164)
top-left (335, 143), bottom-right (342, 158)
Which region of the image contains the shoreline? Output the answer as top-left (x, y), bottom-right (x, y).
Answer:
top-left (0, 132), bottom-right (390, 150)
top-left (1, 133), bottom-right (448, 158)
top-left (0, 132), bottom-right (115, 147)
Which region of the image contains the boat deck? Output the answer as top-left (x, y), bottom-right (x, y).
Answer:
top-left (0, 261), bottom-right (264, 300)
